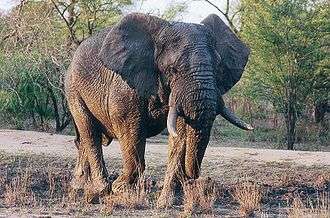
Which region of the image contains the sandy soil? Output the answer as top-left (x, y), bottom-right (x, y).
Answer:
top-left (1, 129), bottom-right (329, 167)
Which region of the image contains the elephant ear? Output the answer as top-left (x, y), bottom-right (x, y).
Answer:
top-left (201, 14), bottom-right (250, 94)
top-left (98, 13), bottom-right (166, 97)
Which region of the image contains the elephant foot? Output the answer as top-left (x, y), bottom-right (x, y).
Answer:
top-left (83, 178), bottom-right (110, 204)
top-left (71, 168), bottom-right (110, 204)
top-left (156, 191), bottom-right (174, 209)
top-left (111, 175), bottom-right (134, 194)
top-left (70, 176), bottom-right (86, 191)
top-left (157, 175), bottom-right (183, 208)
top-left (84, 188), bottom-right (101, 204)
top-left (84, 183), bottom-right (110, 204)
top-left (94, 176), bottom-right (110, 193)
top-left (71, 152), bottom-right (90, 191)
top-left (71, 153), bottom-right (110, 203)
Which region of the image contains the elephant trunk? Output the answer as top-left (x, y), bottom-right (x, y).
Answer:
top-left (167, 68), bottom-right (217, 137)
top-left (182, 70), bottom-right (217, 122)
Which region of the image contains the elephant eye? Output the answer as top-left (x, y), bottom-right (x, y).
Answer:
top-left (168, 66), bottom-right (177, 75)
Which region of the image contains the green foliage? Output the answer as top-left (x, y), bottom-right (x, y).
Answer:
top-left (237, 0), bottom-right (329, 148)
top-left (241, 0), bottom-right (326, 111)
top-left (52, 0), bottom-right (132, 40)
top-left (161, 3), bottom-right (187, 21)
top-left (1, 54), bottom-right (49, 121)
top-left (0, 0), bottom-right (134, 131)
top-left (0, 0), bottom-right (188, 131)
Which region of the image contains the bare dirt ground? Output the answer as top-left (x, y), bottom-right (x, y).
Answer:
top-left (0, 129), bottom-right (329, 217)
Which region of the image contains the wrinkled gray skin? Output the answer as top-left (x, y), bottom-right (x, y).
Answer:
top-left (65, 13), bottom-right (252, 206)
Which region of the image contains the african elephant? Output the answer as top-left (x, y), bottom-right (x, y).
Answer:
top-left (65, 13), bottom-right (252, 206)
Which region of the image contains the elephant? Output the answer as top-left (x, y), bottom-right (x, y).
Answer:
top-left (65, 12), bottom-right (253, 206)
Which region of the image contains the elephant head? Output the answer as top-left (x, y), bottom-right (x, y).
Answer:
top-left (99, 13), bottom-right (252, 148)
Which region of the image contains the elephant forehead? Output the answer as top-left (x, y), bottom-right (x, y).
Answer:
top-left (159, 23), bottom-right (211, 44)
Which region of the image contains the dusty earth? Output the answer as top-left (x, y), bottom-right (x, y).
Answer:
top-left (0, 129), bottom-right (329, 217)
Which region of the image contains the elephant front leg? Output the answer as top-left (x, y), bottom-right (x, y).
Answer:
top-left (184, 123), bottom-right (210, 179)
top-left (157, 118), bottom-right (187, 208)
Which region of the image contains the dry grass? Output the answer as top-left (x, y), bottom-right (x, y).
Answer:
top-left (183, 177), bottom-right (219, 215)
top-left (314, 174), bottom-right (330, 190)
top-left (3, 170), bottom-right (38, 207)
top-left (0, 151), bottom-right (329, 217)
top-left (288, 192), bottom-right (330, 218)
top-left (0, 171), bottom-right (6, 196)
top-left (277, 173), bottom-right (296, 187)
top-left (48, 172), bottom-right (56, 199)
top-left (232, 181), bottom-right (262, 217)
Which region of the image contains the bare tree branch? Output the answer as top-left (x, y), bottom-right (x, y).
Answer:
top-left (203, 0), bottom-right (240, 34)
top-left (50, 0), bottom-right (81, 45)
top-left (204, 0), bottom-right (226, 17)
top-left (225, 0), bottom-right (230, 15)
top-left (0, 30), bottom-right (17, 44)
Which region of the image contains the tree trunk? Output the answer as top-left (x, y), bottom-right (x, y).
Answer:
top-left (285, 100), bottom-right (297, 150)
top-left (67, 0), bottom-right (79, 46)
top-left (47, 87), bottom-right (71, 132)
top-left (319, 117), bottom-right (329, 146)
top-left (31, 111), bottom-right (37, 128)
top-left (315, 101), bottom-right (329, 146)
top-left (48, 87), bottom-right (60, 131)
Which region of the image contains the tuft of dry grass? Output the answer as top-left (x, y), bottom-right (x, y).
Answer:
top-left (0, 170), bottom-right (6, 196)
top-left (314, 174), bottom-right (330, 190)
top-left (232, 181), bottom-right (262, 217)
top-left (48, 172), bottom-right (56, 199)
top-left (4, 171), bottom-right (38, 207)
top-left (277, 173), bottom-right (296, 187)
top-left (183, 177), bottom-right (219, 215)
top-left (288, 192), bottom-right (330, 218)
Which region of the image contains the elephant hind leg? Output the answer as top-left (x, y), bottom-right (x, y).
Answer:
top-left (69, 96), bottom-right (109, 202)
top-left (73, 120), bottom-right (80, 149)
top-left (111, 131), bottom-right (146, 193)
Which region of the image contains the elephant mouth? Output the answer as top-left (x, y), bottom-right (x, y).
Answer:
top-left (167, 96), bottom-right (254, 137)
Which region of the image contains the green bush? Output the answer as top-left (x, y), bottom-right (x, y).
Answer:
top-left (0, 52), bottom-right (68, 130)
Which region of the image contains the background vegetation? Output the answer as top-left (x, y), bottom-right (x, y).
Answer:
top-left (0, 0), bottom-right (328, 150)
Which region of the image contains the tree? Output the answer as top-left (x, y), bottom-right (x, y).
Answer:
top-left (0, 1), bottom-right (71, 130)
top-left (240, 0), bottom-right (329, 149)
top-left (0, 0), bottom-right (132, 131)
top-left (50, 0), bottom-right (132, 46)
top-left (202, 0), bottom-right (243, 34)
